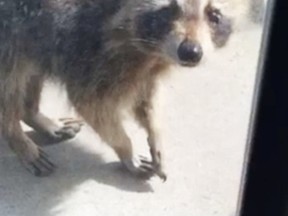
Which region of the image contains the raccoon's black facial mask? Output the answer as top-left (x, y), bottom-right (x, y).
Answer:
top-left (205, 4), bottom-right (232, 47)
top-left (136, 0), bottom-right (181, 41)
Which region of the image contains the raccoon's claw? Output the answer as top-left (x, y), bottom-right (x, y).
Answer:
top-left (24, 149), bottom-right (56, 177)
top-left (157, 170), bottom-right (167, 182)
top-left (153, 164), bottom-right (167, 182)
top-left (149, 151), bottom-right (168, 182)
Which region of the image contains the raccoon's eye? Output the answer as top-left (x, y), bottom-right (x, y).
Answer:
top-left (205, 6), bottom-right (222, 25)
top-left (204, 5), bottom-right (232, 48)
top-left (209, 10), bottom-right (222, 24)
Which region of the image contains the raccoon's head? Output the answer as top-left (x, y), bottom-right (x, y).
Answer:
top-left (131, 0), bottom-right (233, 67)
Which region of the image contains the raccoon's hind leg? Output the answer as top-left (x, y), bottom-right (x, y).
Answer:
top-left (0, 80), bottom-right (55, 176)
top-left (23, 76), bottom-right (83, 141)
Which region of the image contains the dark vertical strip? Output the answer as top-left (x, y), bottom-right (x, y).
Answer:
top-left (237, 0), bottom-right (288, 215)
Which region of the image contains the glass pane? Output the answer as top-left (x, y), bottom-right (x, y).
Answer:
top-left (0, 0), bottom-right (270, 216)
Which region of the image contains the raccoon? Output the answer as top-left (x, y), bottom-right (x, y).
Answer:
top-left (0, 0), bottom-right (232, 180)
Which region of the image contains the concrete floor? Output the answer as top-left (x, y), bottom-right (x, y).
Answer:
top-left (0, 13), bottom-right (264, 216)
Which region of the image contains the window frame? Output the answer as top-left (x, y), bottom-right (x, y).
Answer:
top-left (236, 0), bottom-right (288, 215)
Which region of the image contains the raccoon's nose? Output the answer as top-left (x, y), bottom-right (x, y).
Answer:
top-left (177, 39), bottom-right (203, 65)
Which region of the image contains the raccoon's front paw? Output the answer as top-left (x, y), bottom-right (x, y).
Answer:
top-left (50, 118), bottom-right (84, 140)
top-left (122, 156), bottom-right (167, 181)
top-left (122, 156), bottom-right (156, 180)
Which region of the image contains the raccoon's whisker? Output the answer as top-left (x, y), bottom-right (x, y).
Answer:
top-left (129, 38), bottom-right (158, 46)
top-left (129, 39), bottom-right (159, 49)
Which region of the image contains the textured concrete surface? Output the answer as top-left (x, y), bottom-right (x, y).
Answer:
top-left (0, 5), bottom-right (265, 216)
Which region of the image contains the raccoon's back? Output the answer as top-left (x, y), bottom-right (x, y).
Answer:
top-left (0, 0), bottom-right (124, 77)
top-left (0, 0), bottom-right (54, 75)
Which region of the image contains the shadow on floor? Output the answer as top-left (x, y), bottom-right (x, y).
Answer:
top-left (0, 130), bottom-right (153, 216)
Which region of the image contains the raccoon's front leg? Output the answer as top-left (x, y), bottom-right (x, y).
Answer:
top-left (134, 101), bottom-right (167, 181)
top-left (81, 107), bottom-right (155, 179)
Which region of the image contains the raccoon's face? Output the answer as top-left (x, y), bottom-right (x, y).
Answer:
top-left (134, 0), bottom-right (232, 67)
